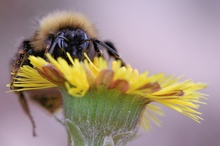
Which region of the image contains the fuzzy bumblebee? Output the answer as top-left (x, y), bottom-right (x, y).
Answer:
top-left (10, 11), bottom-right (124, 136)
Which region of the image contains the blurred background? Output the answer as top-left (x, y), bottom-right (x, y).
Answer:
top-left (0, 0), bottom-right (219, 146)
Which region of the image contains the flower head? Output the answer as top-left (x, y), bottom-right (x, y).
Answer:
top-left (8, 53), bottom-right (207, 145)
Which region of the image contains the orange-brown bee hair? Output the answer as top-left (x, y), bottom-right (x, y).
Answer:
top-left (31, 11), bottom-right (98, 51)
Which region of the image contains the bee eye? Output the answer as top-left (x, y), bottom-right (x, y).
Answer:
top-left (79, 33), bottom-right (89, 50)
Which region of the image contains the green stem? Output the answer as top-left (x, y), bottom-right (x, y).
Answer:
top-left (67, 133), bottom-right (72, 146)
top-left (61, 86), bottom-right (150, 146)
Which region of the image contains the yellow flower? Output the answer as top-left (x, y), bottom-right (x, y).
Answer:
top-left (10, 54), bottom-right (207, 123)
top-left (8, 53), bottom-right (207, 145)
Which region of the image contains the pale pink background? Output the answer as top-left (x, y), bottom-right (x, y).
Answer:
top-left (0, 0), bottom-right (219, 146)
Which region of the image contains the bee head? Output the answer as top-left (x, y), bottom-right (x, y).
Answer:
top-left (49, 28), bottom-right (90, 60)
top-left (31, 11), bottom-right (97, 61)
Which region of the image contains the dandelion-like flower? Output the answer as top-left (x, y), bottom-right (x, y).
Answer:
top-left (9, 53), bottom-right (207, 146)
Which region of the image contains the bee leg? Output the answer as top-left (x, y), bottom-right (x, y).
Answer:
top-left (10, 40), bottom-right (32, 89)
top-left (92, 40), bottom-right (103, 57)
top-left (18, 92), bottom-right (36, 136)
top-left (93, 39), bottom-right (119, 57)
top-left (104, 41), bottom-right (126, 66)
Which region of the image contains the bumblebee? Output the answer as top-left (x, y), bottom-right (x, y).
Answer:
top-left (10, 11), bottom-right (124, 136)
